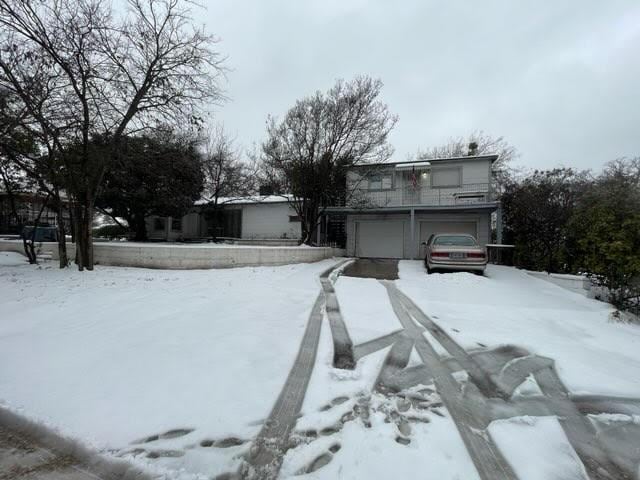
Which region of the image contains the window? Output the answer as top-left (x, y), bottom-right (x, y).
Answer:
top-left (154, 217), bottom-right (166, 231)
top-left (367, 174), bottom-right (393, 190)
top-left (171, 218), bottom-right (182, 231)
top-left (433, 235), bottom-right (477, 246)
top-left (431, 168), bottom-right (461, 188)
top-left (289, 215), bottom-right (301, 222)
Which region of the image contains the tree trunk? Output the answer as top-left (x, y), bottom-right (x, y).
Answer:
top-left (132, 214), bottom-right (148, 241)
top-left (56, 214), bottom-right (68, 268)
top-left (73, 202), bottom-right (95, 271)
top-left (301, 202), bottom-right (320, 246)
top-left (23, 194), bottom-right (50, 264)
top-left (52, 194), bottom-right (68, 268)
top-left (22, 235), bottom-right (37, 264)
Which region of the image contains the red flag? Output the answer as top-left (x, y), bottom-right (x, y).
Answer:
top-left (410, 166), bottom-right (418, 189)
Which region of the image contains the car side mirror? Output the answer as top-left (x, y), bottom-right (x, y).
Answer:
top-left (421, 241), bottom-right (427, 246)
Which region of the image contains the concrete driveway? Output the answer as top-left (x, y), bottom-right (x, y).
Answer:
top-left (342, 258), bottom-right (399, 280)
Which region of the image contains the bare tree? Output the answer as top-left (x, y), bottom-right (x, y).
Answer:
top-left (0, 85), bottom-right (72, 266)
top-left (0, 0), bottom-right (225, 270)
top-left (417, 130), bottom-right (519, 192)
top-left (199, 126), bottom-right (257, 239)
top-left (262, 76), bottom-right (397, 244)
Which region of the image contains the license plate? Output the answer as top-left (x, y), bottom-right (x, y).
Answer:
top-left (449, 252), bottom-right (466, 260)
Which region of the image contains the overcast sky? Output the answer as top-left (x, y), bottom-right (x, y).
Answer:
top-left (201, 0), bottom-right (640, 172)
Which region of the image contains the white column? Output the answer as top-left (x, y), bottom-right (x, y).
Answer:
top-left (410, 208), bottom-right (415, 258)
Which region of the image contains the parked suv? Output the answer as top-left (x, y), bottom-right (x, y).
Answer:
top-left (423, 233), bottom-right (487, 274)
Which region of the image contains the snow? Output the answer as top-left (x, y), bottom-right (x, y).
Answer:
top-left (488, 416), bottom-right (589, 480)
top-left (283, 393), bottom-right (480, 480)
top-left (0, 251), bottom-right (28, 267)
top-left (3, 253), bottom-right (640, 479)
top-left (333, 276), bottom-right (402, 344)
top-left (0, 252), bottom-right (338, 479)
top-left (397, 261), bottom-right (640, 397)
top-left (194, 194), bottom-right (293, 206)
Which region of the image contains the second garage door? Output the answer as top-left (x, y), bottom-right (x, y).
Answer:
top-left (356, 220), bottom-right (404, 258)
top-left (419, 221), bottom-right (477, 256)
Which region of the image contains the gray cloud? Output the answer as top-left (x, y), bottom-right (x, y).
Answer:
top-left (203, 0), bottom-right (640, 172)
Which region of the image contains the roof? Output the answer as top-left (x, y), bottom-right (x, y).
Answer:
top-left (350, 154), bottom-right (499, 169)
top-left (0, 189), bottom-right (70, 201)
top-left (194, 194), bottom-right (293, 206)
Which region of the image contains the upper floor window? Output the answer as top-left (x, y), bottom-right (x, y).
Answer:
top-left (368, 174), bottom-right (393, 190)
top-left (431, 167), bottom-right (461, 188)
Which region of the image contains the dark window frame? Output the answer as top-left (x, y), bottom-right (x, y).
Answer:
top-left (366, 172), bottom-right (394, 191)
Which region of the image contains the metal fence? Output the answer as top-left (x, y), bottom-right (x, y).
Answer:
top-left (347, 183), bottom-right (495, 208)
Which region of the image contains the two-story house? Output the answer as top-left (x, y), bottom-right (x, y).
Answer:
top-left (325, 154), bottom-right (500, 259)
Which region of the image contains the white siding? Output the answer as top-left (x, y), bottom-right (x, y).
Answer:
top-left (181, 212), bottom-right (200, 238)
top-left (241, 202), bottom-right (301, 240)
top-left (460, 159), bottom-right (491, 184)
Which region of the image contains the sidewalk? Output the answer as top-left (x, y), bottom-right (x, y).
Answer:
top-left (0, 425), bottom-right (101, 480)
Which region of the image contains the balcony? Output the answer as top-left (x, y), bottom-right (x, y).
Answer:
top-left (346, 183), bottom-right (495, 209)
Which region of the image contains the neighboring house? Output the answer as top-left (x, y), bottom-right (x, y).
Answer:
top-left (325, 154), bottom-right (500, 259)
top-left (0, 190), bottom-right (70, 235)
top-left (146, 195), bottom-right (302, 242)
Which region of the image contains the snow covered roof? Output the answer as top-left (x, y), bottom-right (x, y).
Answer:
top-left (351, 154), bottom-right (499, 169)
top-left (394, 161), bottom-right (431, 171)
top-left (194, 194), bottom-right (293, 206)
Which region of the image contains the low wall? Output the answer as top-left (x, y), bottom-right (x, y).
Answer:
top-left (0, 240), bottom-right (345, 270)
top-left (527, 271), bottom-right (592, 297)
top-left (230, 238), bottom-right (300, 247)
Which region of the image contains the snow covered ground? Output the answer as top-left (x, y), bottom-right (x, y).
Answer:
top-left (0, 251), bottom-right (338, 479)
top-left (2, 252), bottom-right (639, 479)
top-left (397, 261), bottom-right (640, 398)
top-left (287, 260), bottom-right (640, 480)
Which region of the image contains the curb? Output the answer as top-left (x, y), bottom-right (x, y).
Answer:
top-left (0, 406), bottom-right (154, 480)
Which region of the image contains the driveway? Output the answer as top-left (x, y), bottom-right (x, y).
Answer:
top-left (341, 258), bottom-right (399, 280)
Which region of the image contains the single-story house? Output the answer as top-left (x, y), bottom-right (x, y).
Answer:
top-left (0, 190), bottom-right (71, 235)
top-left (146, 195), bottom-right (302, 243)
top-left (324, 154), bottom-right (502, 259)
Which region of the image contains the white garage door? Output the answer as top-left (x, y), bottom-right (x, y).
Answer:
top-left (356, 221), bottom-right (404, 258)
top-left (419, 221), bottom-right (477, 256)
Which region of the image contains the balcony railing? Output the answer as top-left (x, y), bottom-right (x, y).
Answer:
top-left (346, 183), bottom-right (495, 208)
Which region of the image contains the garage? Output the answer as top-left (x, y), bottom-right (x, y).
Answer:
top-left (356, 220), bottom-right (404, 258)
top-left (418, 220), bottom-right (477, 257)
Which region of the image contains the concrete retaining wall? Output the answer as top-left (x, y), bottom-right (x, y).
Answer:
top-left (527, 271), bottom-right (592, 297)
top-left (0, 240), bottom-right (345, 270)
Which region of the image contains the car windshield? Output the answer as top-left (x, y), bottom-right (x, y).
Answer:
top-left (433, 235), bottom-right (477, 246)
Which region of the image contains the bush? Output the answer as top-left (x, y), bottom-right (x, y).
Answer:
top-left (502, 158), bottom-right (640, 314)
top-left (93, 224), bottom-right (129, 239)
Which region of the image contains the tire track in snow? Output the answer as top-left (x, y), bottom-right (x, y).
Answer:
top-left (381, 281), bottom-right (518, 480)
top-left (243, 260), bottom-right (351, 479)
top-left (243, 292), bottom-right (325, 479)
